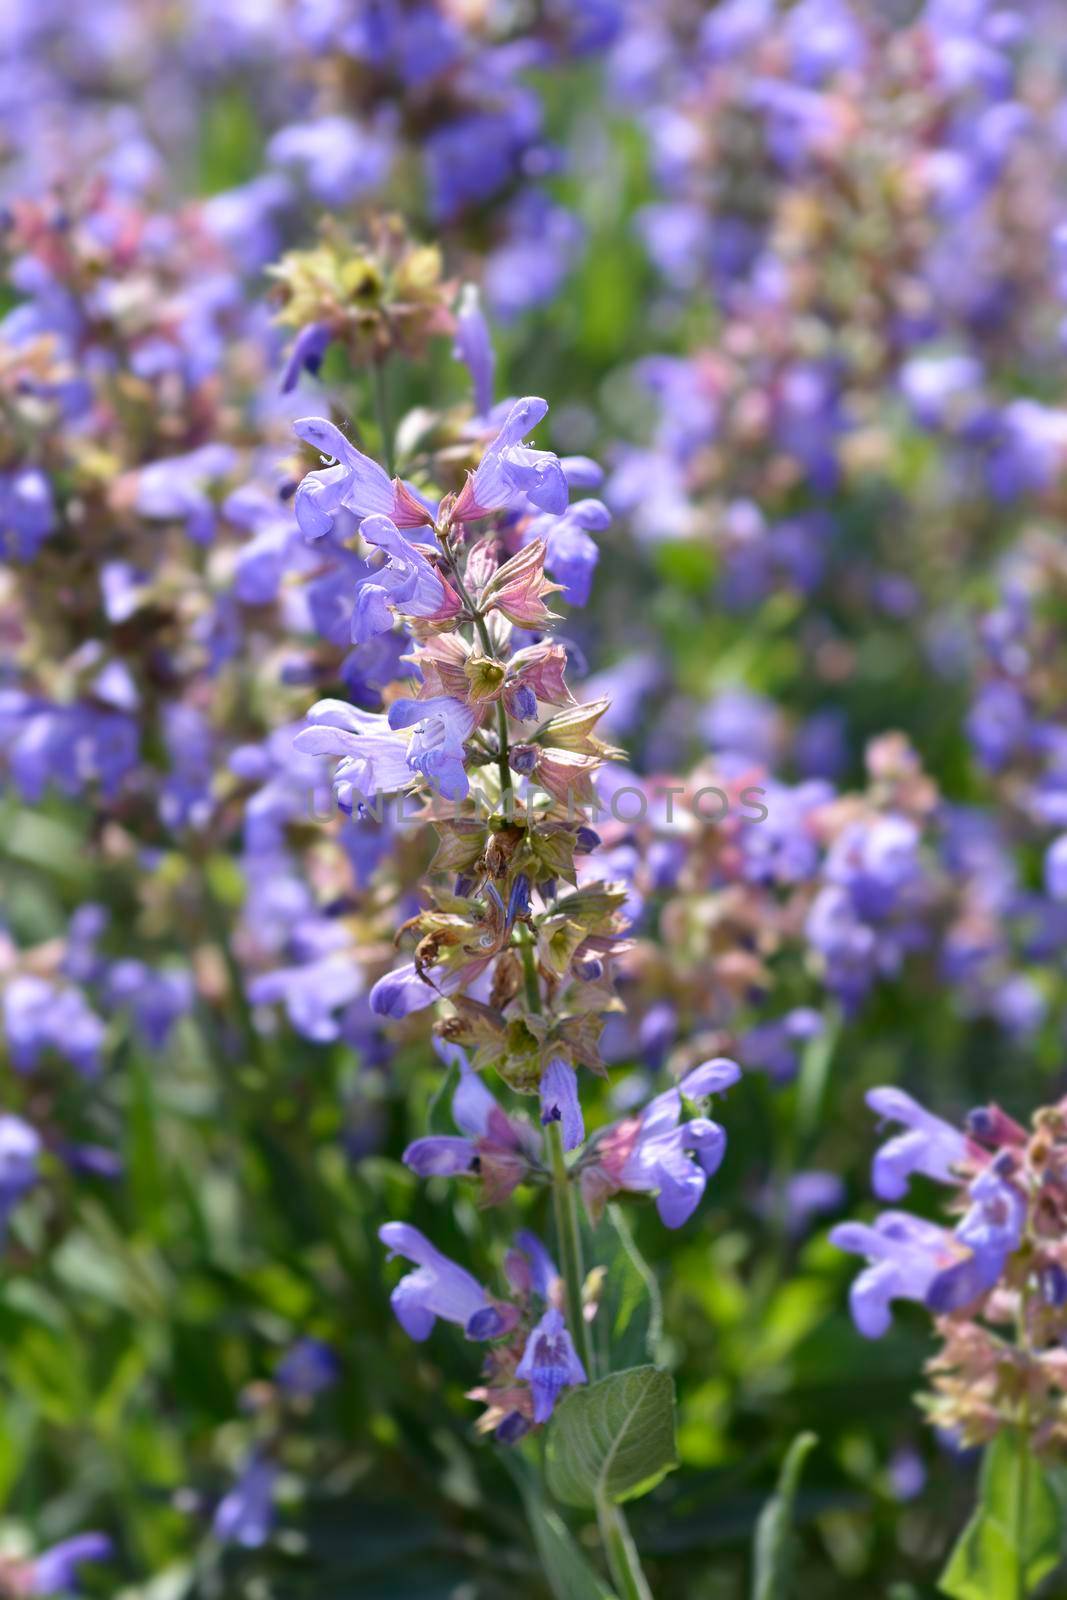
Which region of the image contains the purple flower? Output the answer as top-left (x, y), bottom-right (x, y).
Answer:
top-left (889, 1445), bottom-right (927, 1503)
top-left (593, 1059), bottom-right (739, 1228)
top-left (104, 961), bottom-right (195, 1050)
top-left (484, 192), bottom-right (583, 319)
top-left (453, 398), bottom-right (569, 522)
top-left (702, 687), bottom-right (782, 766)
top-left (866, 1088), bottom-right (969, 1200)
top-left (63, 904), bottom-right (108, 985)
top-left (403, 1135), bottom-right (479, 1177)
top-left (292, 419), bottom-right (404, 540)
top-left (281, 321), bottom-right (333, 393)
top-left (0, 467), bottom-right (56, 560)
top-left (509, 1229), bottom-right (559, 1299)
top-left (29, 1533), bottom-right (112, 1595)
top-left (830, 1212), bottom-right (954, 1338)
top-left (701, 0), bottom-right (773, 61)
top-left (0, 1114), bottom-right (40, 1228)
top-left (928, 1166), bottom-right (1025, 1312)
top-left (369, 961), bottom-right (440, 1019)
top-left (784, 0), bottom-right (865, 84)
top-left (638, 1001), bottom-right (677, 1069)
top-left (268, 115), bottom-right (392, 206)
top-left (406, 1043), bottom-right (540, 1184)
top-left (386, 695), bottom-right (477, 801)
top-left (379, 1221), bottom-right (497, 1340)
top-left (424, 107), bottom-right (539, 223)
top-left (1045, 834), bottom-right (1067, 901)
top-left (135, 444), bottom-right (236, 544)
top-left (276, 1337), bottom-right (340, 1398)
top-left (515, 1307), bottom-right (587, 1423)
top-left (834, 1095), bottom-right (1028, 1337)
top-left (966, 682), bottom-right (1033, 771)
top-left (539, 1058), bottom-right (584, 1151)
top-left (679, 1058), bottom-right (743, 1098)
top-left (899, 351), bottom-right (983, 429)
top-left (825, 815), bottom-right (922, 922)
top-left (986, 400), bottom-right (1067, 500)
top-left (213, 1454), bottom-right (278, 1548)
top-left (3, 976), bottom-right (106, 1078)
top-left (99, 560), bottom-right (148, 624)
top-left (3, 702), bottom-right (139, 804)
top-left (739, 1008), bottom-right (823, 1084)
top-left (781, 1170), bottom-right (845, 1236)
top-left (249, 950), bottom-right (364, 1043)
top-left (353, 516), bottom-right (459, 643)
top-left (453, 283), bottom-right (495, 417)
top-left (742, 781), bottom-right (827, 886)
top-left (293, 699), bottom-right (415, 800)
top-left (521, 498), bottom-right (609, 607)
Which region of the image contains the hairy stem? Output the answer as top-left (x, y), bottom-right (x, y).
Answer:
top-left (596, 1496), bottom-right (654, 1600)
top-left (518, 931), bottom-right (593, 1377)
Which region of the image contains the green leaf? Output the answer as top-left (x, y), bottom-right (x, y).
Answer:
top-left (794, 1004), bottom-right (841, 1143)
top-left (940, 1432), bottom-right (1062, 1600)
top-left (752, 1431), bottom-right (818, 1600)
top-left (593, 1206), bottom-right (664, 1371)
top-left (510, 1459), bottom-right (619, 1600)
top-left (546, 1365), bottom-right (678, 1510)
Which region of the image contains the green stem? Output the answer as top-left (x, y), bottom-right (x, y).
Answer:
top-left (372, 360), bottom-right (395, 477)
top-left (438, 498), bottom-right (648, 1597)
top-left (495, 698), bottom-right (513, 806)
top-left (517, 918), bottom-right (596, 1387)
top-left (519, 927), bottom-right (541, 1015)
top-left (519, 931), bottom-right (592, 1372)
top-left (596, 1496), bottom-right (654, 1600)
top-left (547, 1118), bottom-right (593, 1379)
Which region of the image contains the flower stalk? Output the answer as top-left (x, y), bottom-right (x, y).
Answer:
top-left (289, 304), bottom-right (737, 1597)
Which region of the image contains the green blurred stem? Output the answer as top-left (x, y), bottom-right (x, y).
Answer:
top-left (546, 1118), bottom-right (593, 1379)
top-left (596, 1495), bottom-right (654, 1600)
top-left (372, 359), bottom-right (395, 477)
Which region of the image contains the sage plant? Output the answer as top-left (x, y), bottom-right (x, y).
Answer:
top-left (288, 305), bottom-right (739, 1596)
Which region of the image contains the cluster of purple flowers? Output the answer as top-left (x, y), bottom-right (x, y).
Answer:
top-left (261, 305), bottom-right (745, 1443)
top-left (599, 0), bottom-right (1067, 698)
top-left (832, 1085), bottom-right (1067, 1456)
